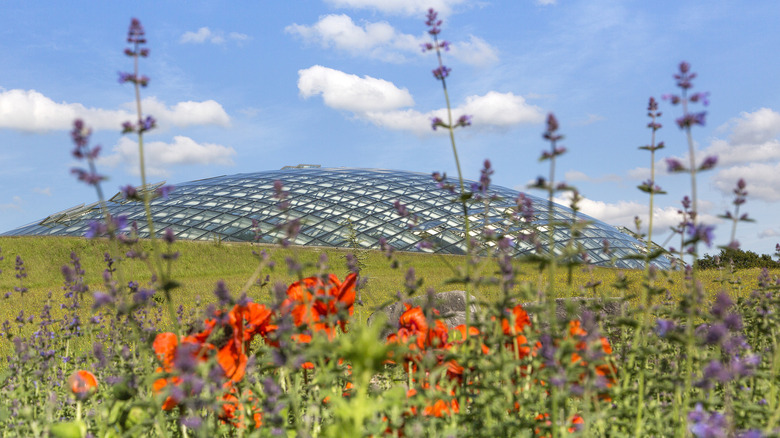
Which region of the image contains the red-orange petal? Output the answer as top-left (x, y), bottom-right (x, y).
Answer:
top-left (69, 370), bottom-right (98, 397)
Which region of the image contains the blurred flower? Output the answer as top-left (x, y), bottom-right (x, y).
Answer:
top-left (665, 158), bottom-right (687, 173)
top-left (688, 403), bottom-right (727, 438)
top-left (69, 370), bottom-right (98, 400)
top-left (425, 8), bottom-right (442, 36)
top-left (432, 66), bottom-right (451, 80)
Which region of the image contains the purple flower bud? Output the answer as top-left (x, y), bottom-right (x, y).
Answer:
top-left (121, 121), bottom-right (135, 134)
top-left (665, 158), bottom-right (686, 173)
top-left (163, 228), bottom-right (176, 244)
top-left (140, 116), bottom-right (156, 131)
top-left (710, 292), bottom-right (734, 318)
top-left (687, 223), bottom-right (715, 247)
top-left (127, 18), bottom-right (145, 44)
top-left (456, 114), bottom-right (472, 127)
top-left (430, 116), bottom-right (445, 130)
top-left (655, 318), bottom-right (675, 337)
top-left (662, 94), bottom-right (681, 105)
top-left (92, 292), bottom-right (114, 310)
top-left (705, 323), bottom-right (727, 345)
top-left (432, 66), bottom-right (451, 80)
top-left (394, 200), bottom-right (409, 218)
top-left (118, 72), bottom-right (134, 84)
top-left (213, 280), bottom-right (232, 305)
top-left (689, 92), bottom-right (710, 106)
top-left (156, 184), bottom-right (174, 199)
top-left (133, 288), bottom-right (156, 304)
top-left (698, 155), bottom-right (717, 171)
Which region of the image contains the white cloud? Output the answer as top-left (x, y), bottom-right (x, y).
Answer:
top-left (702, 108), bottom-right (780, 166)
top-left (693, 108), bottom-right (780, 201)
top-left (457, 91), bottom-right (545, 126)
top-left (0, 89), bottom-right (127, 132)
top-left (0, 89), bottom-right (230, 132)
top-left (364, 91), bottom-right (544, 134)
top-left (713, 162), bottom-right (780, 202)
top-left (180, 27), bottom-right (249, 44)
top-left (323, 0), bottom-right (467, 16)
top-left (181, 27), bottom-right (216, 44)
top-left (758, 228), bottom-right (780, 238)
top-left (448, 35), bottom-right (499, 66)
top-left (286, 15), bottom-right (407, 56)
top-left (298, 66), bottom-right (544, 134)
top-left (32, 187), bottom-right (52, 196)
top-left (728, 108), bottom-right (780, 145)
top-left (564, 170), bottom-right (621, 183)
top-left (140, 97), bottom-right (231, 128)
top-left (627, 108), bottom-right (780, 193)
top-left (553, 192), bottom-right (720, 238)
top-left (286, 15), bottom-right (497, 66)
top-left (537, 0), bottom-right (557, 5)
top-left (100, 136), bottom-right (236, 177)
top-left (228, 32), bottom-right (249, 41)
top-left (0, 196), bottom-right (22, 211)
top-left (298, 65), bottom-right (414, 112)
top-left (575, 113), bottom-right (605, 126)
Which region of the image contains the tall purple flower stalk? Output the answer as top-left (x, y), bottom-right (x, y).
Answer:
top-left (663, 62), bottom-right (712, 252)
top-left (421, 7), bottom-right (476, 347)
top-left (119, 18), bottom-right (161, 243)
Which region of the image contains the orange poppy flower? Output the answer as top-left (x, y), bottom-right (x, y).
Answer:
top-left (152, 332), bottom-right (215, 410)
top-left (69, 370), bottom-right (98, 399)
top-left (387, 304), bottom-right (449, 351)
top-left (216, 339), bottom-right (248, 382)
top-left (502, 304), bottom-right (532, 336)
top-left (282, 273), bottom-right (357, 332)
top-left (406, 388), bottom-right (459, 417)
top-left (220, 385), bottom-right (263, 429)
top-left (566, 320), bottom-right (618, 397)
top-left (534, 413), bottom-right (585, 436)
top-left (229, 302), bottom-right (277, 343)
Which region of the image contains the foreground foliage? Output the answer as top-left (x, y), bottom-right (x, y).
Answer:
top-left (1, 10), bottom-right (780, 438)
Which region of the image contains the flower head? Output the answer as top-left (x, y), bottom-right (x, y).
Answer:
top-left (69, 370), bottom-right (98, 400)
top-left (425, 8), bottom-right (442, 35)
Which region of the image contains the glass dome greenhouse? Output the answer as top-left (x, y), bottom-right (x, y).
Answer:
top-left (2, 166), bottom-right (669, 269)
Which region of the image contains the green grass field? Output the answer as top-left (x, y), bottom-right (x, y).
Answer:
top-left (0, 235), bottom-right (773, 335)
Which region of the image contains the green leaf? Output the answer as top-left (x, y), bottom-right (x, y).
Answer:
top-left (49, 421), bottom-right (86, 438)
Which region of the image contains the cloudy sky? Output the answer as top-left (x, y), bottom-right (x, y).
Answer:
top-left (1, 0), bottom-right (779, 256)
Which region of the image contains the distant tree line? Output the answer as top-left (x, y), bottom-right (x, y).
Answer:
top-left (695, 247), bottom-right (780, 270)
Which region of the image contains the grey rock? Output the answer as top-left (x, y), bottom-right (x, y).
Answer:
top-left (367, 290), bottom-right (479, 339)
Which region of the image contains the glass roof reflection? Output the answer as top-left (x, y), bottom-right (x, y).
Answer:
top-left (1, 167), bottom-right (670, 269)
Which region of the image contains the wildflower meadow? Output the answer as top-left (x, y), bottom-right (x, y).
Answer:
top-left (2, 11), bottom-right (780, 438)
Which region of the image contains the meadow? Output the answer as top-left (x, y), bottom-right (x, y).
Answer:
top-left (2, 11), bottom-right (780, 438)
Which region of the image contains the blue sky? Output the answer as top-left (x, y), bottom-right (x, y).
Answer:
top-left (1, 0), bottom-right (779, 256)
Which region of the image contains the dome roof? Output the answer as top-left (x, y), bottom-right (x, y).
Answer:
top-left (2, 167), bottom-right (669, 269)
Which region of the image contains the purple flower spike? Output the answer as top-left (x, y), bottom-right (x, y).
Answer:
top-left (425, 8), bottom-right (442, 35)
top-left (127, 18), bottom-right (146, 44)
